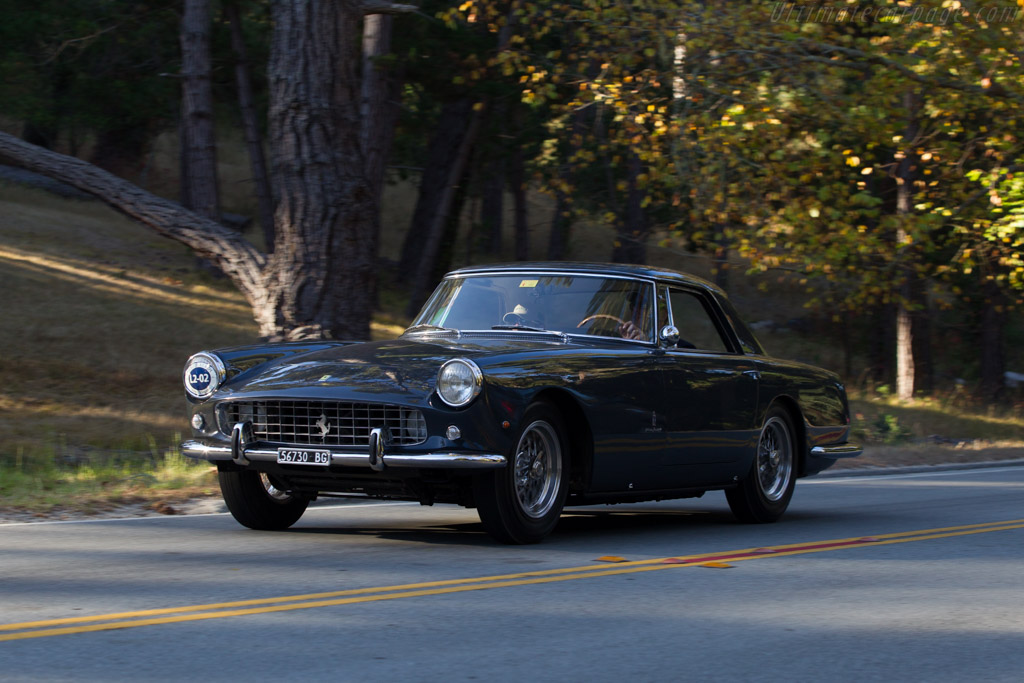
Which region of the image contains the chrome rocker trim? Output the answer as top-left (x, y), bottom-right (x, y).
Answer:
top-left (810, 444), bottom-right (863, 458)
top-left (181, 439), bottom-right (507, 470)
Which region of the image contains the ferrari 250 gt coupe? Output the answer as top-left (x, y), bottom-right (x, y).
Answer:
top-left (182, 263), bottom-right (860, 543)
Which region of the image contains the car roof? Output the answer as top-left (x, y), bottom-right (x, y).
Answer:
top-left (447, 262), bottom-right (726, 296)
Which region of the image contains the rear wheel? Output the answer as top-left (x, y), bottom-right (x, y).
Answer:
top-left (474, 401), bottom-right (569, 544)
top-left (726, 406), bottom-right (796, 523)
top-left (217, 466), bottom-right (309, 530)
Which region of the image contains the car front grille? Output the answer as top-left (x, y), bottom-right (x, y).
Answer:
top-left (220, 400), bottom-right (428, 447)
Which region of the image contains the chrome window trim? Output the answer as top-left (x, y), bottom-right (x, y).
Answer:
top-left (661, 285), bottom-right (743, 355)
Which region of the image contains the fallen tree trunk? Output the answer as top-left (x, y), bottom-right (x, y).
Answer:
top-left (0, 130), bottom-right (266, 306)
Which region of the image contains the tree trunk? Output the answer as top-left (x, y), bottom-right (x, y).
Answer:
top-left (910, 276), bottom-right (933, 395)
top-left (180, 0), bottom-right (220, 220)
top-left (611, 152), bottom-right (649, 263)
top-left (509, 142), bottom-right (529, 261)
top-left (978, 279), bottom-right (1007, 402)
top-left (547, 191), bottom-right (570, 260)
top-left (433, 167), bottom-right (470, 283)
top-left (398, 98), bottom-right (478, 280)
top-left (0, 131), bottom-right (265, 300)
top-left (895, 91), bottom-right (920, 401)
top-left (868, 303), bottom-right (896, 388)
top-left (265, 0), bottom-right (376, 340)
top-left (360, 13), bottom-right (401, 205)
top-left (482, 156), bottom-right (505, 254)
top-left (895, 299), bottom-right (914, 400)
top-left (359, 11), bottom-right (402, 309)
top-left (403, 99), bottom-right (484, 316)
top-left (546, 110), bottom-right (584, 260)
top-left (225, 0), bottom-right (276, 251)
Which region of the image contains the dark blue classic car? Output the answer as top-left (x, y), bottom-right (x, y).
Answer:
top-left (182, 263), bottom-right (860, 543)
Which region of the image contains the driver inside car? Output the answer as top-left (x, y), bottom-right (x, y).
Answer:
top-left (618, 318), bottom-right (644, 340)
top-left (617, 290), bottom-right (649, 340)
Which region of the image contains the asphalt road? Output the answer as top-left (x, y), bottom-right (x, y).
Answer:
top-left (2, 465), bottom-right (1023, 682)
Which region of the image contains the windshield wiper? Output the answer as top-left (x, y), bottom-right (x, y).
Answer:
top-left (490, 325), bottom-right (570, 341)
top-left (490, 324), bottom-right (549, 332)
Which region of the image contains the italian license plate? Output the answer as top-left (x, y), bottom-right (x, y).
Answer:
top-left (277, 448), bottom-right (331, 466)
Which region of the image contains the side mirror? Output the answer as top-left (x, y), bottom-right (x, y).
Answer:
top-left (659, 325), bottom-right (680, 347)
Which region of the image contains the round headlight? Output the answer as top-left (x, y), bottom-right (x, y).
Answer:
top-left (183, 352), bottom-right (226, 400)
top-left (436, 359), bottom-right (483, 408)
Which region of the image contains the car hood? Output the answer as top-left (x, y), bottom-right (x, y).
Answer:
top-left (215, 334), bottom-right (574, 404)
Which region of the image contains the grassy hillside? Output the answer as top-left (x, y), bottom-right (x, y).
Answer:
top-left (1, 183), bottom-right (257, 457)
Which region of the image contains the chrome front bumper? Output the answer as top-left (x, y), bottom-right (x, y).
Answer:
top-left (181, 423), bottom-right (506, 471)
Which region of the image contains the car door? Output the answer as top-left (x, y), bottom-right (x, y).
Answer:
top-left (655, 285), bottom-right (760, 485)
top-left (572, 279), bottom-right (670, 492)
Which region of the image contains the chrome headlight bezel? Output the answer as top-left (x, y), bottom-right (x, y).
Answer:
top-left (183, 352), bottom-right (226, 400)
top-left (436, 358), bottom-right (483, 408)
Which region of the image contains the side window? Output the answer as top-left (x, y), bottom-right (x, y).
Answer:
top-left (667, 289), bottom-right (731, 353)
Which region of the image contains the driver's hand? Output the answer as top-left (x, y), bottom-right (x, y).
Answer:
top-left (618, 321), bottom-right (643, 340)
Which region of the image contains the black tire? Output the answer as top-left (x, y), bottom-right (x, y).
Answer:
top-left (218, 468), bottom-right (309, 530)
top-left (726, 406), bottom-right (797, 523)
top-left (474, 401), bottom-right (569, 544)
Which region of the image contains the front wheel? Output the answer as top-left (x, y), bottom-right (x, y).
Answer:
top-left (474, 402), bottom-right (569, 544)
top-left (726, 407), bottom-right (797, 523)
top-left (218, 466), bottom-right (309, 530)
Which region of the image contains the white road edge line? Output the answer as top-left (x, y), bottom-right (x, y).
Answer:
top-left (0, 501), bottom-right (418, 527)
top-left (804, 465), bottom-right (1024, 484)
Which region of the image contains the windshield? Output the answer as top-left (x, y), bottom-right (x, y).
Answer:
top-left (407, 273), bottom-right (655, 342)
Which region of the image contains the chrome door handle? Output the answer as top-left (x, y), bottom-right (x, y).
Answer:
top-left (743, 370), bottom-right (761, 380)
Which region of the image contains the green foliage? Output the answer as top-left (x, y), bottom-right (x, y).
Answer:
top-left (958, 161), bottom-right (1024, 291)
top-left (0, 439), bottom-right (217, 513)
top-left (0, 0), bottom-right (181, 152)
top-left (871, 413), bottom-right (914, 444)
top-left (448, 0), bottom-right (1024, 314)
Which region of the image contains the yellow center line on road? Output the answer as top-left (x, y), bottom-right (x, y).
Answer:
top-left (2, 518), bottom-right (1022, 643)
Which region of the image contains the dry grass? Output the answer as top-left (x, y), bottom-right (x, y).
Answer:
top-left (0, 183), bottom-right (259, 457)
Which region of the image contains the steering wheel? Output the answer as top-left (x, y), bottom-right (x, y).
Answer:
top-left (503, 311), bottom-right (526, 326)
top-left (576, 313), bottom-right (627, 328)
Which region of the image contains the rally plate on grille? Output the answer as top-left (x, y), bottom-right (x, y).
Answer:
top-left (277, 448), bottom-right (331, 466)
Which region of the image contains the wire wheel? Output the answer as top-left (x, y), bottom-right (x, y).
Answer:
top-left (513, 420), bottom-right (563, 519)
top-left (726, 406), bottom-right (798, 524)
top-left (757, 416), bottom-right (793, 502)
top-left (259, 472), bottom-right (293, 502)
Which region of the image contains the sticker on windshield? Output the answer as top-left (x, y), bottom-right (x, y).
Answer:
top-left (519, 279), bottom-right (538, 288)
